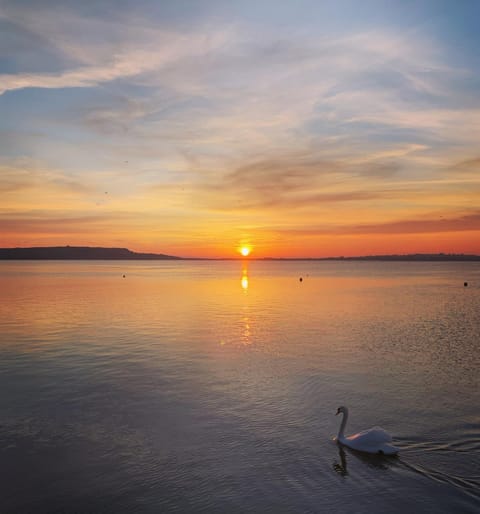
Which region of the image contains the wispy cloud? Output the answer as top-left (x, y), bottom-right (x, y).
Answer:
top-left (270, 210), bottom-right (480, 237)
top-left (447, 156), bottom-right (480, 176)
top-left (0, 158), bottom-right (94, 194)
top-left (0, 2), bottom-right (234, 95)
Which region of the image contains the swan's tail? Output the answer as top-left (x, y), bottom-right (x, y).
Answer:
top-left (377, 443), bottom-right (399, 456)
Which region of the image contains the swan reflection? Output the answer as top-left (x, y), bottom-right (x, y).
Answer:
top-left (333, 445), bottom-right (394, 477)
top-left (333, 446), bottom-right (348, 477)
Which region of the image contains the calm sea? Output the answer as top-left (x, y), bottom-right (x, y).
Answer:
top-left (0, 260), bottom-right (479, 513)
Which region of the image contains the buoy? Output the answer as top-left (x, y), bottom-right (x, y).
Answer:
top-left (299, 277), bottom-right (303, 282)
top-left (464, 282), bottom-right (468, 287)
top-left (123, 274), bottom-right (126, 278)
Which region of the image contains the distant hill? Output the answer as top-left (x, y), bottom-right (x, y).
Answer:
top-left (0, 246), bottom-right (181, 260)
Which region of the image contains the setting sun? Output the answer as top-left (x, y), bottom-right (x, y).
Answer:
top-left (240, 247), bottom-right (251, 257)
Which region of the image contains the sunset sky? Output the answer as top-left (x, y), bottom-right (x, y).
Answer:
top-left (1, 0), bottom-right (480, 258)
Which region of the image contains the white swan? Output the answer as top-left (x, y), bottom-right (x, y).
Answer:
top-left (335, 406), bottom-right (399, 455)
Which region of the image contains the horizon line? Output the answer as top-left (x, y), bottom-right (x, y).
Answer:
top-left (1, 245), bottom-right (480, 261)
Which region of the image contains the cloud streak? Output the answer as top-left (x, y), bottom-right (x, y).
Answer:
top-left (0, 158), bottom-right (94, 194)
top-left (267, 210), bottom-right (480, 237)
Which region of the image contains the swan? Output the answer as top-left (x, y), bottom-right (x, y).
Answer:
top-left (335, 406), bottom-right (399, 455)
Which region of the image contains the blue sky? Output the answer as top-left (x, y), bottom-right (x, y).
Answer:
top-left (1, 0), bottom-right (480, 256)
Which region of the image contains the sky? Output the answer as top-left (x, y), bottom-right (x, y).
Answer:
top-left (1, 0), bottom-right (480, 258)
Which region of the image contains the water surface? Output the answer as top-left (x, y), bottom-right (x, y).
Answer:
top-left (0, 260), bottom-right (479, 513)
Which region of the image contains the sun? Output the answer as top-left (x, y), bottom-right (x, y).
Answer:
top-left (240, 246), bottom-right (251, 257)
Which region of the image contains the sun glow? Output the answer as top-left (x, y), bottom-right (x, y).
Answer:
top-left (240, 246), bottom-right (251, 257)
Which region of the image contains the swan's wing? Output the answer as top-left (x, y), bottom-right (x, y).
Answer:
top-left (347, 426), bottom-right (392, 445)
top-left (344, 439), bottom-right (399, 455)
top-left (343, 428), bottom-right (399, 454)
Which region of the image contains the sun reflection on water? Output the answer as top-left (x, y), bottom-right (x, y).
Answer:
top-left (240, 263), bottom-right (252, 344)
top-left (242, 315), bottom-right (252, 345)
top-left (241, 264), bottom-right (249, 291)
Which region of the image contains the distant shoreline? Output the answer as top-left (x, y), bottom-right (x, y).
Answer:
top-left (0, 246), bottom-right (181, 260)
top-left (259, 254), bottom-right (480, 262)
top-left (1, 246), bottom-right (480, 261)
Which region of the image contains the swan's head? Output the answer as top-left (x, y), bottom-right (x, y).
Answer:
top-left (336, 406), bottom-right (348, 416)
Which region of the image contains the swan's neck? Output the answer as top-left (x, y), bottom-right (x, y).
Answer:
top-left (338, 409), bottom-right (348, 439)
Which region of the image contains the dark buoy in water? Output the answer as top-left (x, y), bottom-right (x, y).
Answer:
top-left (299, 277), bottom-right (303, 282)
top-left (123, 274), bottom-right (126, 278)
top-left (464, 282), bottom-right (468, 287)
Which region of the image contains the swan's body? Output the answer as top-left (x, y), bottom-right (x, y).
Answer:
top-left (335, 406), bottom-right (399, 455)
